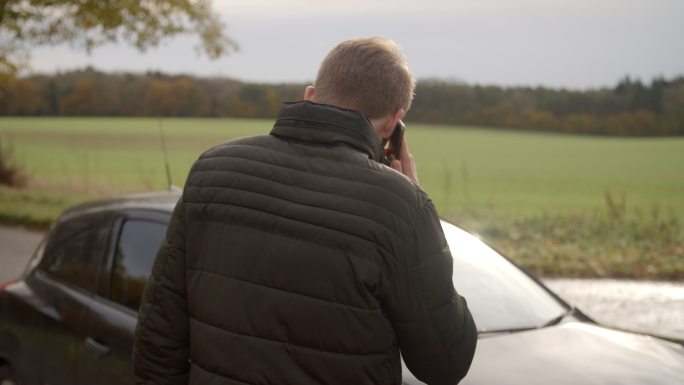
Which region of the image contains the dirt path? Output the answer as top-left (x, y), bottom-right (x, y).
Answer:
top-left (0, 225), bottom-right (44, 283)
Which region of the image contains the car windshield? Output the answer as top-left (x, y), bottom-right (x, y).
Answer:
top-left (442, 221), bottom-right (568, 333)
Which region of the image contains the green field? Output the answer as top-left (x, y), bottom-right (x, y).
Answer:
top-left (1, 117), bottom-right (683, 278)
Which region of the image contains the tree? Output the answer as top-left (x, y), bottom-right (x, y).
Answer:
top-left (60, 78), bottom-right (96, 115)
top-left (0, 0), bottom-right (238, 74)
top-left (143, 78), bottom-right (175, 115)
top-left (662, 83), bottom-right (684, 134)
top-left (0, 76), bottom-right (43, 114)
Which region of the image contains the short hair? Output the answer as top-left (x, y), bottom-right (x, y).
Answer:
top-left (314, 37), bottom-right (415, 119)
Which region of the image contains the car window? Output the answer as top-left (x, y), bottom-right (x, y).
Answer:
top-left (41, 214), bottom-right (112, 292)
top-left (110, 219), bottom-right (166, 311)
top-left (443, 221), bottom-right (567, 333)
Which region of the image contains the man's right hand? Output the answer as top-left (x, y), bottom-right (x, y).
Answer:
top-left (390, 137), bottom-right (419, 184)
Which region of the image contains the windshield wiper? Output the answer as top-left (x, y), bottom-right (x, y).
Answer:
top-left (542, 306), bottom-right (577, 328)
top-left (478, 326), bottom-right (539, 336)
top-left (478, 307), bottom-right (578, 336)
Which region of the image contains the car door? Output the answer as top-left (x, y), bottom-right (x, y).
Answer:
top-left (78, 210), bottom-right (170, 385)
top-left (12, 212), bottom-right (114, 385)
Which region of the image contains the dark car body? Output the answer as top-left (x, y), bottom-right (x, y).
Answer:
top-left (1, 191), bottom-right (683, 385)
top-left (0, 192), bottom-right (174, 385)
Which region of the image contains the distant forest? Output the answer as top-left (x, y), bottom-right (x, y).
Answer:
top-left (2, 68), bottom-right (683, 136)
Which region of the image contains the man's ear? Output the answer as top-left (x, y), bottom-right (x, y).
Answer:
top-left (304, 86), bottom-right (316, 101)
top-left (379, 109), bottom-right (406, 139)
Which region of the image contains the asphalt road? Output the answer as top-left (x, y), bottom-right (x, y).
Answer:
top-left (544, 278), bottom-right (684, 341)
top-left (0, 225), bottom-right (682, 341)
top-left (0, 225), bottom-right (44, 283)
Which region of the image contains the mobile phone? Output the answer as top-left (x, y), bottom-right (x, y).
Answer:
top-left (384, 120), bottom-right (405, 165)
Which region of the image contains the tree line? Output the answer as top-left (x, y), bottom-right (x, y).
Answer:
top-left (1, 67), bottom-right (683, 136)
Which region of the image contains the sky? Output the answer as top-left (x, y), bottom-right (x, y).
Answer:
top-left (30, 0), bottom-right (684, 89)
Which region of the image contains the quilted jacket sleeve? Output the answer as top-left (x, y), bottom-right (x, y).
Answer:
top-left (386, 198), bottom-right (477, 385)
top-left (133, 200), bottom-right (190, 384)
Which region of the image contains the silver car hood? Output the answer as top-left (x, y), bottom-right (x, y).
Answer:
top-left (402, 322), bottom-right (684, 385)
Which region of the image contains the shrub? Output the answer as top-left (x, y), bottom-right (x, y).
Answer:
top-left (0, 138), bottom-right (26, 187)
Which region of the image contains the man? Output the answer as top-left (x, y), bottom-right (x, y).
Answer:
top-left (134, 37), bottom-right (477, 385)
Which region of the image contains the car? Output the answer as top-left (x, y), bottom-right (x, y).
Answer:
top-left (1, 191), bottom-right (683, 385)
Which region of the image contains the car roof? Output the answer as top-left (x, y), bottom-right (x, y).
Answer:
top-left (58, 190), bottom-right (181, 222)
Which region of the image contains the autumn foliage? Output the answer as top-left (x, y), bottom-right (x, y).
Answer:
top-left (1, 68), bottom-right (683, 136)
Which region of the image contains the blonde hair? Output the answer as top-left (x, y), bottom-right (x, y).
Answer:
top-left (314, 37), bottom-right (415, 119)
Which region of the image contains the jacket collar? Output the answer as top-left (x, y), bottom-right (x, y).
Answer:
top-left (270, 101), bottom-right (385, 163)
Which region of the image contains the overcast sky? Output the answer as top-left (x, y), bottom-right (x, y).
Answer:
top-left (30, 0), bottom-right (684, 89)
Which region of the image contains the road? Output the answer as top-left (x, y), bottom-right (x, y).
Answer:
top-left (0, 225), bottom-right (44, 283)
top-left (544, 278), bottom-right (684, 341)
top-left (0, 225), bottom-right (682, 341)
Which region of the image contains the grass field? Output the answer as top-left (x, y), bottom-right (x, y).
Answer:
top-left (1, 117), bottom-right (683, 278)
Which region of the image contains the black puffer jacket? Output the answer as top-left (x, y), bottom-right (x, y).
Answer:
top-left (134, 101), bottom-right (477, 385)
